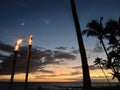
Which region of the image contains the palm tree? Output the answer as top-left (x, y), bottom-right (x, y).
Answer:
top-left (107, 48), bottom-right (120, 83)
top-left (105, 18), bottom-right (120, 37)
top-left (81, 18), bottom-right (116, 77)
top-left (82, 17), bottom-right (109, 58)
top-left (70, 0), bottom-right (91, 89)
top-left (82, 17), bottom-right (120, 83)
top-left (104, 18), bottom-right (120, 45)
top-left (94, 57), bottom-right (111, 86)
top-left (104, 18), bottom-right (120, 83)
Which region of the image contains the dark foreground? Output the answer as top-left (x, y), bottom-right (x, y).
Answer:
top-left (0, 82), bottom-right (119, 90)
top-left (92, 86), bottom-right (120, 90)
top-left (58, 86), bottom-right (120, 90)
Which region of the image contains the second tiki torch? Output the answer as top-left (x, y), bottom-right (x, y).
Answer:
top-left (24, 35), bottom-right (33, 90)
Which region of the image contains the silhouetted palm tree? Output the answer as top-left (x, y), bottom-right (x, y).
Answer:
top-left (104, 18), bottom-right (120, 45)
top-left (104, 18), bottom-right (120, 83)
top-left (81, 18), bottom-right (117, 77)
top-left (105, 18), bottom-right (120, 36)
top-left (94, 57), bottom-right (111, 86)
top-left (82, 17), bottom-right (120, 84)
top-left (107, 47), bottom-right (120, 83)
top-left (82, 17), bottom-right (109, 58)
top-left (70, 0), bottom-right (91, 89)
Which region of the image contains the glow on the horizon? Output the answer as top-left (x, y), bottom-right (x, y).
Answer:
top-left (0, 67), bottom-right (115, 82)
top-left (90, 69), bottom-right (112, 77)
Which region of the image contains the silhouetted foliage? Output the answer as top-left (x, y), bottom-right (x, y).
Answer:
top-left (94, 57), bottom-right (111, 86)
top-left (84, 17), bottom-right (120, 83)
top-left (82, 17), bottom-right (109, 58)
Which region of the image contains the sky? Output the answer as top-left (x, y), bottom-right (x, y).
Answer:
top-left (0, 0), bottom-right (120, 83)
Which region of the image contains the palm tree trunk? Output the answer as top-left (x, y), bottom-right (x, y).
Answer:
top-left (99, 38), bottom-right (113, 69)
top-left (99, 38), bottom-right (120, 83)
top-left (99, 38), bottom-right (108, 57)
top-left (99, 64), bottom-right (111, 87)
top-left (114, 72), bottom-right (120, 84)
top-left (70, 0), bottom-right (91, 89)
top-left (117, 75), bottom-right (120, 84)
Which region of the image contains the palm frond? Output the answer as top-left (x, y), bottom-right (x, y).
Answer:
top-left (87, 20), bottom-right (103, 31)
top-left (82, 29), bottom-right (98, 37)
top-left (94, 57), bottom-right (102, 65)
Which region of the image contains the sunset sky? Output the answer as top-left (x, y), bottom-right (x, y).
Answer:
top-left (0, 0), bottom-right (120, 83)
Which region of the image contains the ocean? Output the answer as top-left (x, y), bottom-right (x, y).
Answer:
top-left (0, 82), bottom-right (119, 90)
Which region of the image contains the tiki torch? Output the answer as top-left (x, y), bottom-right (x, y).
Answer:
top-left (9, 39), bottom-right (23, 90)
top-left (24, 35), bottom-right (33, 90)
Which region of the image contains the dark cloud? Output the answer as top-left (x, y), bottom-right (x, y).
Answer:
top-left (0, 47), bottom-right (55, 75)
top-left (0, 54), bottom-right (8, 61)
top-left (0, 42), bottom-right (13, 53)
top-left (72, 49), bottom-right (80, 54)
top-left (48, 74), bottom-right (57, 77)
top-left (0, 42), bottom-right (76, 75)
top-left (59, 74), bottom-right (69, 76)
top-left (71, 66), bottom-right (81, 69)
top-left (89, 65), bottom-right (100, 70)
top-left (71, 46), bottom-right (75, 49)
top-left (72, 65), bottom-right (101, 71)
top-left (92, 76), bottom-right (112, 79)
top-left (71, 71), bottom-right (82, 75)
top-left (0, 54), bottom-right (15, 75)
top-left (38, 69), bottom-right (54, 74)
top-left (59, 71), bottom-right (82, 76)
top-left (55, 46), bottom-right (67, 50)
top-left (54, 51), bottom-right (76, 60)
top-left (35, 75), bottom-right (47, 79)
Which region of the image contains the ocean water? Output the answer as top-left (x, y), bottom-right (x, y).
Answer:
top-left (0, 82), bottom-right (119, 90)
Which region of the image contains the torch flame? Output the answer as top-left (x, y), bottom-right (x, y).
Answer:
top-left (14, 39), bottom-right (23, 51)
top-left (28, 35), bottom-right (33, 45)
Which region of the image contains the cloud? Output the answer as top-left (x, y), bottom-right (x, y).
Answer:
top-left (59, 74), bottom-right (69, 76)
top-left (0, 43), bottom-right (76, 75)
top-left (40, 18), bottom-right (50, 24)
top-left (35, 75), bottom-right (47, 79)
top-left (0, 42), bottom-right (13, 63)
top-left (55, 46), bottom-right (67, 50)
top-left (72, 65), bottom-right (101, 71)
top-left (34, 70), bottom-right (82, 81)
top-left (38, 69), bottom-right (54, 74)
top-left (72, 49), bottom-right (80, 54)
top-left (21, 22), bottom-right (25, 26)
top-left (0, 50), bottom-right (11, 56)
top-left (70, 71), bottom-right (82, 75)
top-left (54, 51), bottom-right (76, 60)
top-left (89, 65), bottom-right (100, 70)
top-left (0, 47), bottom-right (54, 75)
top-left (59, 70), bottom-right (82, 76)
top-left (71, 66), bottom-right (81, 69)
top-left (0, 42), bottom-right (13, 53)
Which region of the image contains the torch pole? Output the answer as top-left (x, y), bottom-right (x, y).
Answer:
top-left (24, 44), bottom-right (31, 90)
top-left (9, 51), bottom-right (18, 90)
